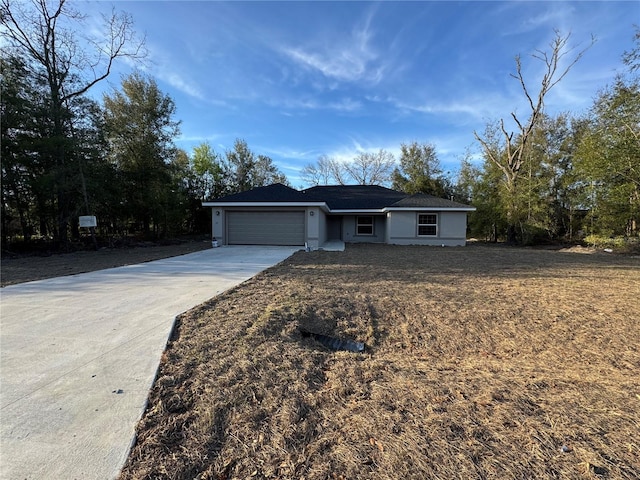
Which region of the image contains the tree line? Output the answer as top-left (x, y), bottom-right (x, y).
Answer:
top-left (465, 30), bottom-right (639, 245)
top-left (1, 1), bottom-right (638, 250)
top-left (1, 0), bottom-right (288, 250)
top-left (301, 30), bottom-right (640, 246)
top-left (0, 57), bottom-right (288, 248)
top-left (0, 59), bottom-right (288, 247)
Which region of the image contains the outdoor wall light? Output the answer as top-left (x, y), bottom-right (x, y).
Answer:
top-left (216, 210), bottom-right (220, 216)
top-left (309, 211), bottom-right (315, 216)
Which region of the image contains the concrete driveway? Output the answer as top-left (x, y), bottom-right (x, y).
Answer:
top-left (0, 246), bottom-right (299, 480)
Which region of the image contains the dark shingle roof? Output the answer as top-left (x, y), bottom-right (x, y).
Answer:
top-left (211, 183), bottom-right (474, 210)
top-left (212, 183), bottom-right (310, 203)
top-left (390, 193), bottom-right (474, 209)
top-left (303, 185), bottom-right (406, 210)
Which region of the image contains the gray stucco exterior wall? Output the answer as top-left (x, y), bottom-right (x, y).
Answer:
top-left (387, 211), bottom-right (468, 246)
top-left (342, 215), bottom-right (386, 243)
top-left (306, 207), bottom-right (328, 249)
top-left (212, 208), bottom-right (224, 241)
top-left (210, 208), bottom-right (469, 247)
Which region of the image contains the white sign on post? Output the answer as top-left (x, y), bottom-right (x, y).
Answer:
top-left (79, 216), bottom-right (97, 228)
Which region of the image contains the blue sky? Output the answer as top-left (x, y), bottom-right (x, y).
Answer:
top-left (81, 1), bottom-right (637, 187)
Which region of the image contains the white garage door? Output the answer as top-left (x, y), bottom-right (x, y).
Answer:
top-left (227, 211), bottom-right (305, 245)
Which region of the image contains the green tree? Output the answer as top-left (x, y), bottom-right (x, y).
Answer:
top-left (392, 141), bottom-right (447, 196)
top-left (461, 141), bottom-right (510, 241)
top-left (225, 139), bottom-right (256, 193)
top-left (623, 25), bottom-right (640, 72)
top-left (1, 0), bottom-right (145, 245)
top-left (254, 154), bottom-right (289, 187)
top-left (526, 114), bottom-right (592, 242)
top-left (224, 139), bottom-right (289, 192)
top-left (1, 53), bottom-right (116, 247)
top-left (103, 72), bottom-right (181, 237)
top-left (65, 94), bottom-right (115, 245)
top-left (184, 143), bottom-right (226, 233)
top-left (575, 78), bottom-right (640, 236)
top-left (517, 113), bottom-right (576, 242)
top-left (1, 54), bottom-right (46, 244)
top-left (574, 28), bottom-right (640, 239)
top-left (468, 114), bottom-right (585, 244)
top-left (191, 142), bottom-right (226, 200)
top-left (452, 157), bottom-right (476, 206)
top-left (157, 148), bottom-right (191, 237)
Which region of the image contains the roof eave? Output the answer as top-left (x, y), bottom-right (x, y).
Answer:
top-left (203, 201), bottom-right (329, 211)
top-left (202, 202), bottom-right (475, 213)
top-left (328, 209), bottom-right (387, 214)
top-left (384, 207), bottom-right (477, 212)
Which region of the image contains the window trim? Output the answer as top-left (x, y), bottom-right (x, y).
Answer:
top-left (356, 215), bottom-right (374, 236)
top-left (417, 213), bottom-right (438, 237)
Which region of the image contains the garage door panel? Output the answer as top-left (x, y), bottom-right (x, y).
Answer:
top-left (227, 211), bottom-right (305, 245)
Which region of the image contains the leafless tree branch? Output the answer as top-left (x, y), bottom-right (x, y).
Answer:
top-left (1, 0), bottom-right (146, 101)
top-left (477, 30), bottom-right (595, 180)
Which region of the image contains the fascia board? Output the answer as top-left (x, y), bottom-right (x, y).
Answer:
top-left (328, 209), bottom-right (387, 214)
top-left (383, 207), bottom-right (477, 212)
top-left (202, 201), bottom-right (330, 212)
top-left (201, 202), bottom-right (475, 213)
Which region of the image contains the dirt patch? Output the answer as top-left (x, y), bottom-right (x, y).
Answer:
top-left (119, 244), bottom-right (640, 480)
top-left (0, 240), bottom-right (212, 287)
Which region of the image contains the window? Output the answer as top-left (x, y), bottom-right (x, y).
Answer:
top-left (418, 213), bottom-right (437, 236)
top-left (356, 216), bottom-right (374, 235)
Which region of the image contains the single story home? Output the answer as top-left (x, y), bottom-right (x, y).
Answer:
top-left (203, 183), bottom-right (476, 248)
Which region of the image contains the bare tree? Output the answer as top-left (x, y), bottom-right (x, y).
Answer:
top-left (1, 0), bottom-right (146, 245)
top-left (1, 0), bottom-right (146, 100)
top-left (327, 157), bottom-right (349, 185)
top-left (300, 154), bottom-right (351, 186)
top-left (474, 30), bottom-right (595, 243)
top-left (301, 154), bottom-right (335, 186)
top-left (344, 149), bottom-right (396, 185)
top-left (302, 150), bottom-right (396, 186)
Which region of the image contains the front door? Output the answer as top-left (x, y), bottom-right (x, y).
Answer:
top-left (327, 216), bottom-right (342, 240)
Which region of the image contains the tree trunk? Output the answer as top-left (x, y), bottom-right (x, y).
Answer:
top-left (50, 82), bottom-right (70, 248)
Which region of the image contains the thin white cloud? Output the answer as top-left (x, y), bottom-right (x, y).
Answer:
top-left (389, 93), bottom-right (516, 124)
top-left (323, 138), bottom-right (400, 165)
top-left (328, 98), bottom-right (363, 112)
top-left (109, 40), bottom-right (210, 105)
top-left (498, 3), bottom-right (575, 36)
top-left (519, 6), bottom-right (574, 34)
top-left (162, 72), bottom-right (206, 101)
top-left (279, 8), bottom-right (386, 85)
top-left (283, 45), bottom-right (377, 84)
top-left (268, 96), bottom-right (363, 114)
top-left (403, 101), bottom-right (486, 119)
top-left (177, 133), bottom-right (224, 144)
top-left (259, 146), bottom-right (318, 162)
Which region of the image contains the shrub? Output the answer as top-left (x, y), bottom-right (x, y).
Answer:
top-left (584, 234), bottom-right (640, 252)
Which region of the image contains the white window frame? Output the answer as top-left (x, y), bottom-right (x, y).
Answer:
top-left (417, 213), bottom-right (438, 237)
top-left (356, 216), bottom-right (374, 236)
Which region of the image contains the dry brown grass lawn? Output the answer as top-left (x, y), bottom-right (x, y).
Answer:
top-left (0, 240), bottom-right (211, 286)
top-left (120, 244), bottom-right (640, 480)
